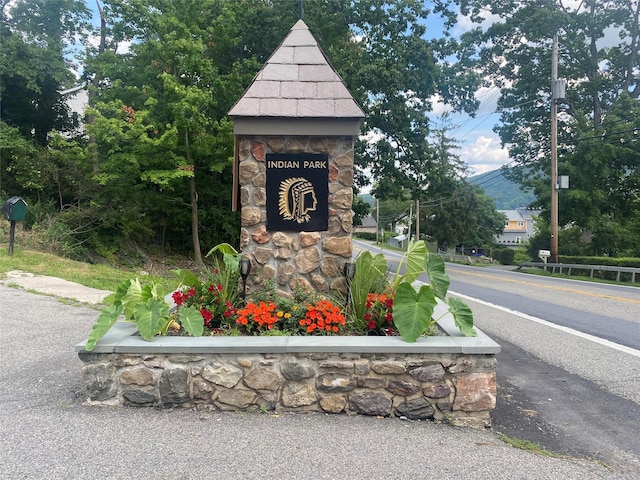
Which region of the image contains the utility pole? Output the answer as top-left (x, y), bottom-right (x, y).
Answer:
top-left (407, 201), bottom-right (413, 249)
top-left (415, 199), bottom-right (420, 241)
top-left (550, 34), bottom-right (565, 264)
top-left (376, 198), bottom-right (379, 244)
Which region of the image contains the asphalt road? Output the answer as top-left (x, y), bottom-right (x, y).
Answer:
top-left (445, 263), bottom-right (639, 350)
top-left (352, 240), bottom-right (640, 475)
top-left (0, 280), bottom-right (634, 479)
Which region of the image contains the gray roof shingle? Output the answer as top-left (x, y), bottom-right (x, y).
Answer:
top-left (228, 20), bottom-right (364, 119)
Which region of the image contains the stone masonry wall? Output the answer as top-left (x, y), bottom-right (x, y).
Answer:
top-left (238, 135), bottom-right (354, 296)
top-left (79, 351), bottom-right (497, 428)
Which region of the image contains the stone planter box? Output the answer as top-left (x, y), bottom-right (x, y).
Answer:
top-left (76, 310), bottom-right (500, 428)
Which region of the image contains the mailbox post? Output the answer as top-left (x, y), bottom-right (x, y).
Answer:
top-left (538, 249), bottom-right (551, 264)
top-left (3, 196), bottom-right (28, 256)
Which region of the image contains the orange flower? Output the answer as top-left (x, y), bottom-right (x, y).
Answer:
top-left (301, 299), bottom-right (346, 335)
top-left (236, 301), bottom-right (279, 333)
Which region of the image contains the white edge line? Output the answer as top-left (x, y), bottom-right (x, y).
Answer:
top-left (447, 289), bottom-right (640, 359)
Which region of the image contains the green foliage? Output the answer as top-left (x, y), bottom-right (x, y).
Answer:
top-left (348, 251), bottom-right (389, 330)
top-left (513, 248), bottom-right (531, 264)
top-left (559, 257), bottom-right (640, 269)
top-left (425, 254), bottom-right (450, 300)
top-left (351, 240), bottom-right (476, 342)
top-left (392, 283), bottom-right (436, 343)
top-left (84, 277), bottom-right (175, 351)
top-left (172, 269), bottom-right (200, 289)
top-left (4, 0), bottom-right (636, 260)
top-left (352, 195), bottom-right (371, 226)
top-left (1, 0), bottom-right (91, 145)
top-left (447, 298), bottom-right (475, 337)
top-left (494, 248), bottom-right (516, 266)
top-left (178, 306), bottom-right (205, 337)
top-left (458, 1), bottom-right (640, 257)
top-left (134, 297), bottom-right (169, 340)
top-left (354, 232), bottom-right (377, 242)
top-left (85, 304), bottom-right (122, 351)
top-left (392, 239), bottom-right (429, 288)
top-left (391, 240), bottom-right (476, 341)
top-left (426, 181), bottom-right (506, 251)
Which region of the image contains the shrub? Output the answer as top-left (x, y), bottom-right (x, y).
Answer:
top-left (495, 248), bottom-right (516, 265)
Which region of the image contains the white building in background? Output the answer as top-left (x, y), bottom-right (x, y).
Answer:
top-left (496, 208), bottom-right (540, 247)
top-left (58, 83), bottom-right (88, 136)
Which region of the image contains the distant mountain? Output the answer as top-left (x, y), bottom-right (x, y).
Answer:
top-left (359, 169), bottom-right (535, 210)
top-left (360, 193), bottom-right (374, 206)
top-left (468, 169), bottom-right (536, 210)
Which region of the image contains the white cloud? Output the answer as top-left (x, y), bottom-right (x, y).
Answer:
top-left (453, 9), bottom-right (502, 37)
top-left (460, 135), bottom-right (510, 175)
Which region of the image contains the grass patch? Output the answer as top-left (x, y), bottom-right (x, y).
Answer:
top-left (519, 267), bottom-right (639, 287)
top-left (497, 433), bottom-right (563, 458)
top-left (497, 433), bottom-right (614, 471)
top-left (0, 247), bottom-right (177, 293)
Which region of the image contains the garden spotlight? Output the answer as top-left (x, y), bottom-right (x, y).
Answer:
top-left (239, 257), bottom-right (251, 300)
top-left (343, 261), bottom-right (356, 311)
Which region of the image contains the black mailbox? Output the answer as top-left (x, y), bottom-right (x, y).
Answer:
top-left (3, 196), bottom-right (27, 221)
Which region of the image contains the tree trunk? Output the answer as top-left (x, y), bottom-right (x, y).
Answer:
top-left (625, 0), bottom-right (640, 98)
top-left (588, 3), bottom-right (602, 127)
top-left (185, 131), bottom-right (202, 265)
top-left (86, 0), bottom-right (107, 172)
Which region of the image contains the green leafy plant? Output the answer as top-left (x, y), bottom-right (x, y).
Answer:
top-left (347, 251), bottom-right (389, 331)
top-left (85, 277), bottom-right (172, 351)
top-left (84, 240), bottom-right (475, 349)
top-left (85, 243), bottom-right (243, 351)
top-left (349, 240), bottom-right (476, 342)
top-left (391, 240), bottom-right (476, 341)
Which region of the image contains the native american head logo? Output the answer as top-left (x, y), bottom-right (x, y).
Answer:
top-left (278, 177), bottom-right (318, 223)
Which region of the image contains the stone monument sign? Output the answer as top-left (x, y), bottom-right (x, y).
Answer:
top-left (228, 20), bottom-right (364, 295)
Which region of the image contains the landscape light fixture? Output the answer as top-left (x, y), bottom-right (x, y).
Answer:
top-left (343, 261), bottom-right (356, 311)
top-left (239, 258), bottom-right (251, 300)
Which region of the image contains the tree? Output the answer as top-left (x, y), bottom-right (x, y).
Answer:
top-left (419, 112), bottom-right (505, 250)
top-left (557, 95), bottom-right (640, 256)
top-left (423, 180), bottom-right (505, 251)
top-left (0, 121), bottom-right (42, 197)
top-left (0, 0), bottom-right (91, 145)
top-left (82, 0), bottom-right (270, 257)
top-left (348, 1), bottom-right (479, 199)
top-left (351, 195), bottom-right (371, 227)
top-left (3, 0), bottom-right (497, 261)
top-left (456, 0), bottom-right (640, 256)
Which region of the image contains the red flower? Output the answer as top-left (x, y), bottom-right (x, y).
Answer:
top-left (172, 291), bottom-right (184, 306)
top-left (201, 309), bottom-right (213, 327)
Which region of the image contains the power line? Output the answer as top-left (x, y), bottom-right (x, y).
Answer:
top-left (567, 128), bottom-right (638, 143)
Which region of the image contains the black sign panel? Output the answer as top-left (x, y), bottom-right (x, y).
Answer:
top-left (266, 153), bottom-right (328, 232)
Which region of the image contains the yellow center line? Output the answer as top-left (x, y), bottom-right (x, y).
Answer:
top-left (449, 268), bottom-right (640, 305)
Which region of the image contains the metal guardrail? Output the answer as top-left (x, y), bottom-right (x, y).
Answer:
top-left (517, 262), bottom-right (639, 283)
top-left (440, 253), bottom-right (493, 264)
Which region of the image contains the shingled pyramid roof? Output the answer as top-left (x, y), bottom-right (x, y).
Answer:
top-left (228, 20), bottom-right (364, 119)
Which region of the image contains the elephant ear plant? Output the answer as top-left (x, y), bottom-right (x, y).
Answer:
top-left (84, 243), bottom-right (241, 351)
top-left (350, 240), bottom-right (476, 342)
